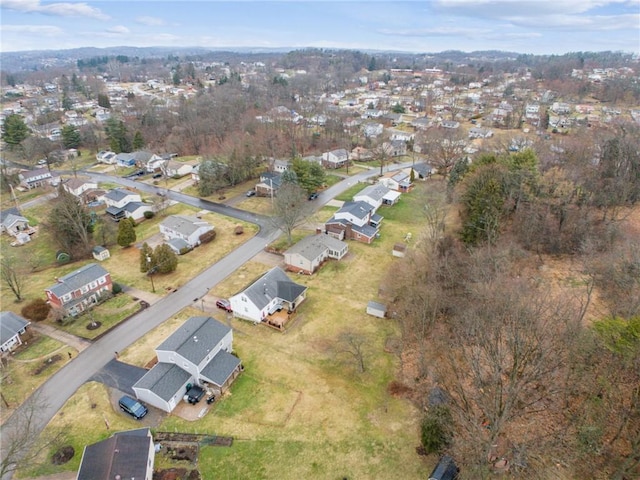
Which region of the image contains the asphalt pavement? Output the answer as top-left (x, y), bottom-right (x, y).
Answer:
top-left (1, 161), bottom-right (412, 479)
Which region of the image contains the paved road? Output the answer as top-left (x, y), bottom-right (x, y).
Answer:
top-left (1, 161), bottom-right (412, 478)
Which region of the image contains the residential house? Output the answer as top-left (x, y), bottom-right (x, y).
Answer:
top-left (322, 148), bottom-right (349, 169)
top-left (229, 267), bottom-right (308, 327)
top-left (272, 159), bottom-right (291, 173)
top-left (115, 153), bottom-right (137, 167)
top-left (353, 183), bottom-right (400, 211)
top-left (104, 188), bottom-right (151, 222)
top-left (382, 139), bottom-right (407, 157)
top-left (159, 215), bottom-right (214, 250)
top-left (0, 311), bottom-right (30, 353)
top-left (133, 316), bottom-right (242, 412)
top-left (379, 170), bottom-right (413, 192)
top-left (411, 162), bottom-right (434, 180)
top-left (283, 233), bottom-right (348, 275)
top-left (18, 168), bottom-right (60, 190)
top-left (76, 428), bottom-right (154, 480)
top-left (0, 207), bottom-right (35, 237)
top-left (92, 246), bottom-right (110, 261)
top-left (411, 116), bottom-right (431, 130)
top-left (363, 122), bottom-right (384, 138)
top-left (255, 172), bottom-right (283, 197)
top-left (161, 159), bottom-right (193, 178)
top-left (45, 263), bottom-right (112, 316)
top-left (440, 120), bottom-right (460, 129)
top-left (349, 146), bottom-right (373, 162)
top-left (62, 177), bottom-right (98, 199)
top-left (325, 201), bottom-right (381, 244)
top-left (468, 127), bottom-right (493, 139)
top-left (96, 151), bottom-right (117, 164)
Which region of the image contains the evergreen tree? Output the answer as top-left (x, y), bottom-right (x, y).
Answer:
top-left (116, 218), bottom-right (136, 247)
top-left (1, 113), bottom-right (29, 150)
top-left (97, 93), bottom-right (111, 109)
top-left (132, 131), bottom-right (145, 150)
top-left (61, 125), bottom-right (81, 149)
top-left (140, 242), bottom-right (153, 273)
top-left (152, 244), bottom-right (178, 273)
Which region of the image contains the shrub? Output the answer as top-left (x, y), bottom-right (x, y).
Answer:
top-left (21, 298), bottom-right (51, 322)
top-left (420, 405), bottom-right (452, 455)
top-left (199, 229), bottom-right (217, 244)
top-left (112, 283), bottom-right (123, 295)
top-left (143, 210), bottom-right (155, 219)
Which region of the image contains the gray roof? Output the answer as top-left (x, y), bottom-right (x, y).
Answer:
top-left (201, 350), bottom-right (241, 387)
top-left (104, 188), bottom-right (137, 202)
top-left (19, 167), bottom-right (52, 180)
top-left (338, 201), bottom-right (373, 220)
top-left (166, 237), bottom-right (190, 253)
top-left (123, 201), bottom-right (152, 213)
top-left (160, 215), bottom-right (212, 237)
top-left (412, 162), bottom-right (433, 177)
top-left (134, 362), bottom-right (191, 401)
top-left (354, 183), bottom-right (390, 203)
top-left (284, 234), bottom-right (347, 262)
top-left (326, 218), bottom-right (379, 239)
top-left (0, 311), bottom-right (30, 345)
top-left (0, 207), bottom-right (21, 224)
top-left (46, 263), bottom-right (109, 298)
top-left (77, 428), bottom-right (152, 480)
top-left (1, 212), bottom-right (28, 229)
top-left (156, 316), bottom-right (231, 366)
top-left (242, 267), bottom-right (307, 311)
top-left (367, 301), bottom-right (387, 312)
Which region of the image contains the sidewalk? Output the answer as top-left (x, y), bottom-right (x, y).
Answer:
top-left (29, 323), bottom-right (91, 353)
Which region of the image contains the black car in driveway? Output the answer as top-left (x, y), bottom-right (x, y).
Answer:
top-left (186, 385), bottom-right (205, 404)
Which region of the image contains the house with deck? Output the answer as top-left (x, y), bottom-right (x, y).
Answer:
top-left (104, 188), bottom-right (150, 222)
top-left (325, 201), bottom-right (381, 244)
top-left (45, 263), bottom-right (112, 316)
top-left (229, 267), bottom-right (308, 328)
top-left (0, 208), bottom-right (35, 238)
top-left (133, 316), bottom-right (242, 413)
top-left (321, 148), bottom-right (349, 169)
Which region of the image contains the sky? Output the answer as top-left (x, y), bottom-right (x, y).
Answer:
top-left (0, 0), bottom-right (639, 55)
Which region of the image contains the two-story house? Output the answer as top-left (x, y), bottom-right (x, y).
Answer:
top-left (325, 201), bottom-right (382, 244)
top-left (0, 311), bottom-right (30, 353)
top-left (45, 263), bottom-right (112, 316)
top-left (321, 148), bottom-right (349, 169)
top-left (255, 172), bottom-right (283, 197)
top-left (229, 267), bottom-right (308, 328)
top-left (104, 188), bottom-right (150, 222)
top-left (133, 316), bottom-right (242, 413)
top-left (159, 215), bottom-right (214, 252)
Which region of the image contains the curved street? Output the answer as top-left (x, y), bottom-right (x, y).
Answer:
top-left (1, 162), bottom-right (411, 478)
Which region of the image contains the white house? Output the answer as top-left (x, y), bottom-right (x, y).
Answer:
top-left (0, 311), bottom-right (30, 353)
top-left (321, 148), bottom-right (349, 169)
top-left (353, 183), bottom-right (400, 212)
top-left (159, 215), bottom-right (214, 249)
top-left (283, 233), bottom-right (348, 275)
top-left (96, 151), bottom-right (117, 164)
top-left (133, 316), bottom-right (242, 412)
top-left (62, 176), bottom-right (98, 198)
top-left (18, 168), bottom-right (60, 190)
top-left (0, 208), bottom-right (34, 238)
top-left (161, 159), bottom-right (193, 178)
top-left (229, 267), bottom-right (308, 325)
top-left (379, 170), bottom-right (413, 193)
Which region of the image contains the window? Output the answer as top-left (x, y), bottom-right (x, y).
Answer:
top-left (62, 294), bottom-right (72, 302)
top-left (98, 277), bottom-right (106, 285)
top-left (89, 281), bottom-right (97, 289)
top-left (80, 286), bottom-right (89, 294)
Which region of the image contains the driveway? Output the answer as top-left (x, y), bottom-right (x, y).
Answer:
top-left (89, 359), bottom-right (147, 395)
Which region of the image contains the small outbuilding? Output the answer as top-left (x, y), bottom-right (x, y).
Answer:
top-left (392, 243), bottom-right (407, 258)
top-left (366, 300), bottom-right (387, 318)
top-left (92, 246), bottom-right (110, 261)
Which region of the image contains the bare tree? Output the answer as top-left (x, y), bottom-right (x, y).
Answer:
top-left (419, 128), bottom-right (467, 179)
top-left (0, 392), bottom-right (65, 478)
top-left (1, 255), bottom-right (27, 302)
top-left (271, 182), bottom-right (313, 246)
top-left (337, 331), bottom-right (368, 373)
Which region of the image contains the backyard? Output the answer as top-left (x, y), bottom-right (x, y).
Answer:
top-left (16, 180), bottom-right (440, 479)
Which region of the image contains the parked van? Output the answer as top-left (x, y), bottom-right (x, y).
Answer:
top-left (118, 395), bottom-right (148, 419)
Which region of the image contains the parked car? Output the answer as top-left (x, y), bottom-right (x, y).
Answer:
top-left (152, 173), bottom-right (163, 179)
top-left (118, 395), bottom-right (148, 420)
top-left (186, 385), bottom-right (205, 404)
top-left (308, 192), bottom-right (319, 200)
top-left (216, 299), bottom-right (233, 312)
top-left (245, 189), bottom-right (256, 197)
top-left (37, 159), bottom-right (47, 165)
top-left (428, 455), bottom-right (459, 480)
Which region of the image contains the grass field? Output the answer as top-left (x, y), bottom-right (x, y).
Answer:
top-left (17, 181), bottom-right (443, 479)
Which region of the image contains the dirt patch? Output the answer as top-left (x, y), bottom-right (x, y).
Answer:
top-left (51, 445), bottom-right (74, 465)
top-left (153, 468), bottom-right (201, 480)
top-left (32, 354), bottom-right (62, 375)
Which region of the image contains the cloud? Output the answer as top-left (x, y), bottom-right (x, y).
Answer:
top-left (506, 13), bottom-right (640, 30)
top-left (1, 0), bottom-right (109, 20)
top-left (0, 24), bottom-right (63, 35)
top-left (378, 26), bottom-right (491, 38)
top-left (135, 16), bottom-right (166, 26)
top-left (106, 25), bottom-right (130, 34)
top-left (434, 0), bottom-right (632, 16)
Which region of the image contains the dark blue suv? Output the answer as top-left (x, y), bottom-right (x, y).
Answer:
top-left (118, 395), bottom-right (148, 419)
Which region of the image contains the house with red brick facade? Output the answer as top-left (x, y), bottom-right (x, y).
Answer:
top-left (45, 263), bottom-right (112, 316)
